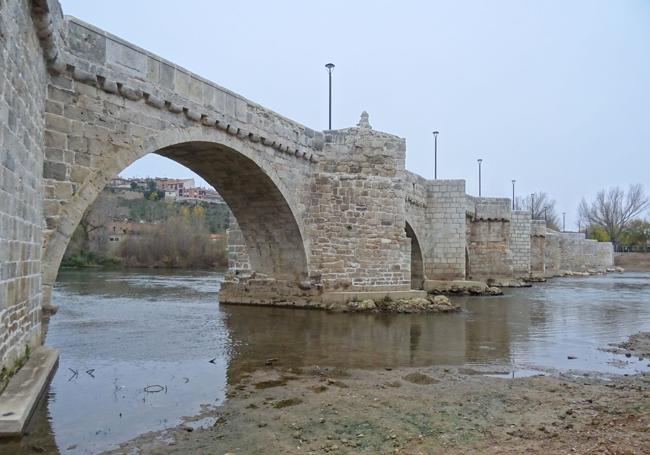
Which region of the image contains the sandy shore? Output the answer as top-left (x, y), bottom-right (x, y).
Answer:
top-left (105, 335), bottom-right (650, 455)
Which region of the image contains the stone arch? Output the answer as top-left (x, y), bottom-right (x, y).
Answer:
top-left (405, 221), bottom-right (424, 290)
top-left (41, 126), bottom-right (310, 305)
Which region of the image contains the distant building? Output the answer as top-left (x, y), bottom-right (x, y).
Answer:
top-left (177, 187), bottom-right (206, 201)
top-left (107, 176), bottom-right (225, 204)
top-left (108, 177), bottom-right (132, 189)
top-left (205, 189), bottom-right (225, 204)
top-left (157, 178), bottom-right (195, 191)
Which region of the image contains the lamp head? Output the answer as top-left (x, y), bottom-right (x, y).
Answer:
top-left (325, 63), bottom-right (335, 73)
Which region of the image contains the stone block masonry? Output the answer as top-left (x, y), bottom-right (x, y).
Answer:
top-left (0, 0), bottom-right (50, 372)
top-left (465, 197), bottom-right (513, 282)
top-left (423, 180), bottom-right (467, 281)
top-left (226, 214), bottom-right (251, 275)
top-left (530, 220), bottom-right (547, 278)
top-left (305, 121), bottom-right (411, 291)
top-left (510, 211), bottom-right (532, 278)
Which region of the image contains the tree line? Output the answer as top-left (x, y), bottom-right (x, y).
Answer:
top-left (579, 184), bottom-right (649, 252)
top-left (517, 184), bottom-right (649, 252)
top-left (62, 190), bottom-right (230, 268)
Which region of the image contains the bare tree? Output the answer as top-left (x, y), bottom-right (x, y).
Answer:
top-left (578, 184), bottom-right (649, 250)
top-left (516, 191), bottom-right (560, 230)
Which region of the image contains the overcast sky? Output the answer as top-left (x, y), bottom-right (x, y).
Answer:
top-left (60, 0), bottom-right (650, 228)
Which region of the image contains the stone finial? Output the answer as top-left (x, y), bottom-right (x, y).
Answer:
top-left (357, 111), bottom-right (372, 129)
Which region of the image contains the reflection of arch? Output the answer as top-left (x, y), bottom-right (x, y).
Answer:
top-left (405, 222), bottom-right (424, 290)
top-left (42, 127), bottom-right (310, 296)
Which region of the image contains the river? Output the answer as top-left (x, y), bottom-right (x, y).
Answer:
top-left (2, 269), bottom-right (649, 454)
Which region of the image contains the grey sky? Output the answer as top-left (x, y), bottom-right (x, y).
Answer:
top-left (60, 0), bottom-right (650, 228)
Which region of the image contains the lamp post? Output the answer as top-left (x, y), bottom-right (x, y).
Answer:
top-left (511, 180), bottom-right (516, 210)
top-left (325, 63), bottom-right (335, 130)
top-left (477, 159), bottom-right (483, 197)
top-left (531, 193), bottom-right (535, 219)
top-left (433, 131), bottom-right (439, 179)
top-left (562, 212), bottom-right (566, 232)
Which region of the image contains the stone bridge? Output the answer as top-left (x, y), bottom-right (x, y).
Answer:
top-left (0, 0), bottom-right (614, 372)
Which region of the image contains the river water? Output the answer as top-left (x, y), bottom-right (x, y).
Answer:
top-left (2, 269), bottom-right (649, 454)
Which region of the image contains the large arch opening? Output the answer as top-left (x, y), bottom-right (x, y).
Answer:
top-left (43, 135), bottom-right (310, 304)
top-left (156, 141), bottom-right (308, 281)
top-left (36, 136), bottom-right (312, 453)
top-left (405, 222), bottom-right (424, 290)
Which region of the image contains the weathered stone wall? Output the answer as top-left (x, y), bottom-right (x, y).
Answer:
top-left (510, 211), bottom-right (531, 278)
top-left (595, 242), bottom-right (614, 269)
top-left (404, 171), bottom-right (428, 288)
top-left (424, 180), bottom-right (467, 280)
top-left (226, 214), bottom-right (250, 275)
top-left (466, 198), bottom-right (513, 281)
top-left (544, 230), bottom-right (561, 277)
top-left (559, 232), bottom-right (586, 271)
top-left (0, 0), bottom-right (49, 370)
top-left (530, 220), bottom-right (546, 278)
top-left (305, 120), bottom-right (410, 291)
top-left (582, 239), bottom-right (597, 270)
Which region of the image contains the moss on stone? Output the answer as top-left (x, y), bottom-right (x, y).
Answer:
top-left (0, 344), bottom-right (31, 395)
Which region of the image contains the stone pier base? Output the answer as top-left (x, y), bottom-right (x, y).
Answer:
top-left (219, 277), bottom-right (426, 308)
top-left (0, 347), bottom-right (58, 437)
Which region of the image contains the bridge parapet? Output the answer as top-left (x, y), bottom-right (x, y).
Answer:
top-left (57, 17), bottom-right (323, 163)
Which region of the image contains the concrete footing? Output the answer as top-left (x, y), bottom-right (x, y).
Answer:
top-left (0, 347), bottom-right (58, 437)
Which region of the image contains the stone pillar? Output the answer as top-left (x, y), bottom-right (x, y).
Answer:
top-left (510, 211), bottom-right (532, 278)
top-left (595, 242), bottom-right (614, 269)
top-left (466, 198), bottom-right (513, 283)
top-left (582, 239), bottom-right (598, 271)
top-left (0, 0), bottom-right (49, 370)
top-left (544, 230), bottom-right (561, 277)
top-left (306, 113), bottom-right (411, 293)
top-left (424, 180), bottom-right (467, 280)
top-left (226, 214), bottom-right (251, 276)
top-left (530, 220), bottom-right (547, 279)
top-left (559, 232), bottom-right (586, 272)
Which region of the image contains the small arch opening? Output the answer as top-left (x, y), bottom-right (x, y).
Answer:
top-left (405, 222), bottom-right (424, 290)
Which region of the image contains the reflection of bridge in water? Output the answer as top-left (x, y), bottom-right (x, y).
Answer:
top-left (221, 297), bottom-right (536, 384)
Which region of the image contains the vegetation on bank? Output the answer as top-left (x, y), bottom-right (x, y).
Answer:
top-left (62, 189), bottom-right (230, 269)
top-left (580, 184), bottom-right (650, 251)
top-left (0, 344), bottom-right (31, 395)
top-left (117, 212), bottom-right (227, 268)
top-left (517, 185), bottom-right (650, 252)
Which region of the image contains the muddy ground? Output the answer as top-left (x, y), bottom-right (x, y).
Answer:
top-left (105, 334), bottom-right (650, 455)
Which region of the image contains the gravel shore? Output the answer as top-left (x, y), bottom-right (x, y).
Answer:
top-left (105, 334), bottom-right (650, 455)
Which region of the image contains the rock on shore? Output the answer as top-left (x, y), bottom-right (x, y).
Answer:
top-left (330, 295), bottom-right (460, 313)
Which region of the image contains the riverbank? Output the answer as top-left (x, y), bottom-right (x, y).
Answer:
top-left (106, 333), bottom-right (650, 455)
top-left (616, 252), bottom-right (650, 272)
